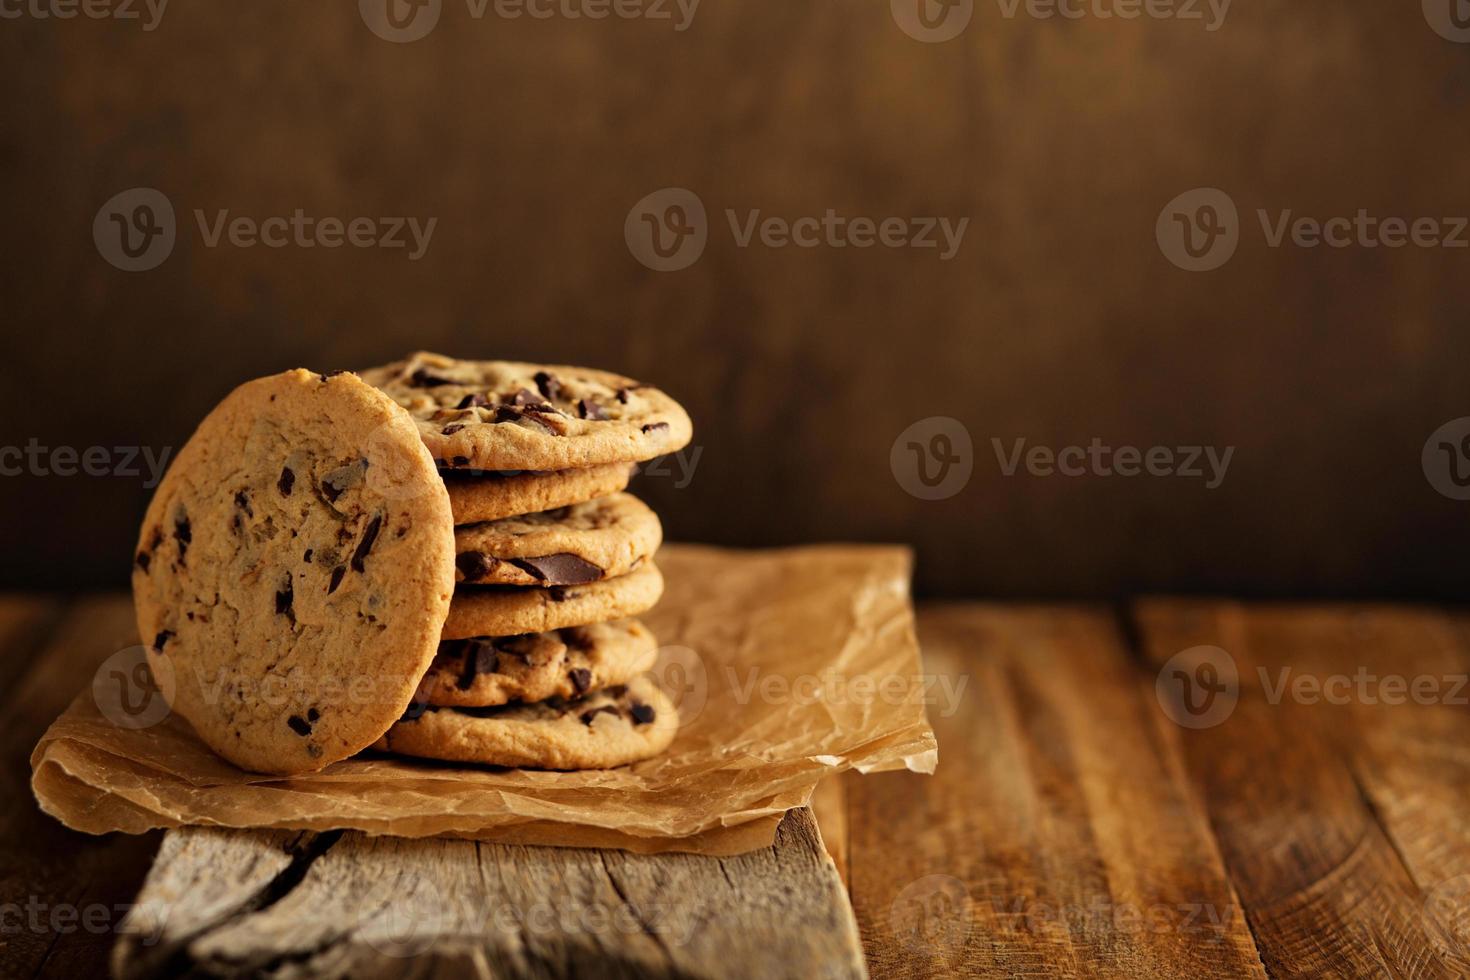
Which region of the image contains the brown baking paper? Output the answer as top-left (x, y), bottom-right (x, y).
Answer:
top-left (31, 544), bottom-right (936, 855)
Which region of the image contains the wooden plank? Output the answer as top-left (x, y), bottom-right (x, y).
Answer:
top-left (113, 807), bottom-right (864, 979)
top-left (1134, 600), bottom-right (1469, 978)
top-left (845, 604), bottom-right (1262, 979)
top-left (0, 595), bottom-right (163, 980)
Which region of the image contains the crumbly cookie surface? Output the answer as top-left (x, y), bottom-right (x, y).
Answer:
top-left (415, 618), bottom-right (658, 708)
top-left (454, 493), bottom-right (661, 587)
top-left (443, 560), bottom-right (663, 639)
top-left (130, 369), bottom-right (455, 774)
top-left (374, 674), bottom-right (677, 769)
top-left (359, 352), bottom-right (692, 471)
top-left (443, 463), bottom-right (632, 524)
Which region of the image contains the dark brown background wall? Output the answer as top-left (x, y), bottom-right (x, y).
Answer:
top-left (2, 1), bottom-right (1468, 598)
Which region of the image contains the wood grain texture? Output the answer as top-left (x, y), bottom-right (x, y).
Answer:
top-left (112, 808), bottom-right (864, 980)
top-left (3, 3), bottom-right (1470, 599)
top-left (845, 604), bottom-right (1264, 978)
top-left (0, 596), bottom-right (162, 980)
top-left (1133, 600), bottom-right (1470, 978)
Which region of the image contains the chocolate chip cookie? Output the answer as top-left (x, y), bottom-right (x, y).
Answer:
top-left (374, 674), bottom-right (677, 769)
top-left (454, 492), bottom-right (661, 586)
top-left (414, 618), bottom-right (658, 708)
top-left (130, 369), bottom-right (456, 775)
top-left (443, 560), bottom-right (663, 639)
top-left (443, 462), bottom-right (633, 524)
top-left (359, 352), bottom-right (692, 471)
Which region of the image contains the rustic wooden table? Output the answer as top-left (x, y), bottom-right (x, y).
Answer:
top-left (4, 595), bottom-right (1468, 977)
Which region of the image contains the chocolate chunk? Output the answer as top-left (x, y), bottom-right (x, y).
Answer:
top-left (616, 387), bottom-right (630, 404)
top-left (135, 551), bottom-right (151, 573)
top-left (569, 668), bottom-right (592, 693)
top-left (442, 423), bottom-right (465, 435)
top-left (408, 368), bottom-right (457, 388)
top-left (548, 586), bottom-right (571, 602)
top-left (153, 630), bottom-right (174, 651)
top-left (350, 515), bottom-right (382, 573)
top-left (275, 574), bottom-right (294, 619)
top-left (322, 479), bottom-right (344, 504)
top-left (303, 548), bottom-right (313, 563)
top-left (307, 707), bottom-right (320, 722)
top-left (522, 402), bottom-right (560, 416)
top-left (174, 515), bottom-right (191, 563)
top-left (578, 399), bottom-right (607, 420)
top-left (534, 371), bottom-right (560, 401)
top-left (456, 393), bottom-right (489, 409)
top-left (234, 491), bottom-right (253, 517)
top-left (278, 467), bottom-right (295, 496)
top-left (317, 370), bottom-right (345, 382)
top-left (456, 552), bottom-right (494, 582)
top-left (629, 701), bottom-right (656, 725)
top-left (456, 641), bottom-right (499, 690)
top-left (510, 388), bottom-right (538, 407)
top-left (509, 553), bottom-right (604, 585)
top-left (641, 422), bottom-right (669, 435)
top-left (494, 405), bottom-right (522, 423)
top-left (287, 715), bottom-right (312, 736)
top-left (579, 705), bottom-right (621, 726)
top-left (327, 565), bottom-right (346, 594)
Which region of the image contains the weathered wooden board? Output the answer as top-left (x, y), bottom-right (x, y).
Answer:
top-left (112, 807), bottom-right (864, 980)
top-left (844, 604), bottom-right (1264, 979)
top-left (1134, 601), bottom-right (1470, 979)
top-left (0, 595), bottom-right (163, 980)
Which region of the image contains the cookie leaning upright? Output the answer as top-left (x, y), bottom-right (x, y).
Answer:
top-left (358, 351), bottom-right (692, 471)
top-left (130, 370), bottom-right (455, 775)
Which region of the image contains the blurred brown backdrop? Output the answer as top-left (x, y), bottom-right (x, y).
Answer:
top-left (2, 1), bottom-right (1468, 598)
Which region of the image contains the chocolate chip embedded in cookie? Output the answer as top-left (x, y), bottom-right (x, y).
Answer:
top-left (442, 561), bottom-right (664, 639)
top-left (453, 492), bottom-right (662, 587)
top-left (414, 618), bottom-right (658, 708)
top-left (374, 674), bottom-right (677, 769)
top-left (443, 462), bottom-right (633, 524)
top-left (130, 369), bottom-right (455, 775)
top-left (358, 352), bottom-right (692, 472)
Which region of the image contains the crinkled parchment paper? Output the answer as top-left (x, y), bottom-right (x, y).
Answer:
top-left (32, 544), bottom-right (936, 855)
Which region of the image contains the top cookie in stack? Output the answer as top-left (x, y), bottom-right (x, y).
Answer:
top-left (359, 352), bottom-right (692, 770)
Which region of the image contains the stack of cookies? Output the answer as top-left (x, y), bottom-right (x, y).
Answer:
top-left (130, 354), bottom-right (691, 776)
top-left (359, 352), bottom-right (692, 770)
